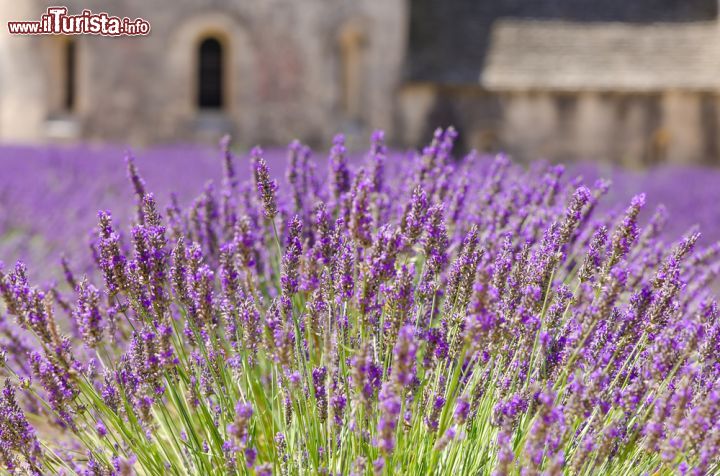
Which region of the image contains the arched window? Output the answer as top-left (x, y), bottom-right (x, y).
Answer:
top-left (198, 37), bottom-right (224, 109)
top-left (63, 39), bottom-right (76, 112)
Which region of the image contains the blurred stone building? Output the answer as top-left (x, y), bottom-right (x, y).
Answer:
top-left (403, 0), bottom-right (720, 165)
top-left (0, 0), bottom-right (406, 146)
top-left (2, 0), bottom-right (720, 165)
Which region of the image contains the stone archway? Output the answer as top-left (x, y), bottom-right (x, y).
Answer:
top-left (164, 11), bottom-right (256, 139)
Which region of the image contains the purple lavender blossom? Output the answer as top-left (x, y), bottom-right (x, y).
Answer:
top-left (252, 148), bottom-right (279, 220)
top-left (0, 381), bottom-right (43, 473)
top-left (0, 131), bottom-right (718, 475)
top-left (329, 134), bottom-right (351, 201)
top-left (73, 278), bottom-right (103, 348)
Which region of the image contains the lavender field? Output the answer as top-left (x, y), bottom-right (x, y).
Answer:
top-left (1, 143), bottom-right (719, 283)
top-left (0, 130), bottom-right (719, 474)
top-left (0, 143), bottom-right (379, 282)
top-left (0, 144), bottom-right (221, 281)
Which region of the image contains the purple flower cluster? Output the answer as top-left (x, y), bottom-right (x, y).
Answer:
top-left (0, 128), bottom-right (719, 474)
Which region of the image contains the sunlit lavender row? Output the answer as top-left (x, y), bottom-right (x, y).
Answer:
top-left (1, 129), bottom-right (719, 475)
top-left (2, 143), bottom-right (720, 283)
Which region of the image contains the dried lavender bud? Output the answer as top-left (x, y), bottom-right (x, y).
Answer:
top-left (0, 380), bottom-right (43, 473)
top-left (59, 256), bottom-right (77, 290)
top-left (229, 401), bottom-right (253, 446)
top-left (330, 392), bottom-right (347, 428)
top-left (73, 278), bottom-right (103, 348)
top-left (351, 344), bottom-right (382, 408)
top-left (419, 204), bottom-right (449, 300)
top-left (329, 134), bottom-right (351, 201)
top-left (30, 351), bottom-right (77, 423)
top-left (170, 236), bottom-right (190, 306)
top-left (312, 366), bottom-right (328, 422)
top-left (252, 148), bottom-right (278, 219)
top-left (281, 216), bottom-right (303, 302)
top-left (425, 394), bottom-right (445, 432)
top-left (126, 152), bottom-right (146, 224)
top-left (400, 186), bottom-right (429, 246)
top-left (579, 226), bottom-right (608, 283)
top-left (377, 382), bottom-right (401, 455)
top-left (220, 134), bottom-right (239, 194)
top-left (312, 203), bottom-right (336, 265)
top-left (390, 325), bottom-right (418, 390)
top-left (333, 241), bottom-right (355, 303)
top-left (97, 211), bottom-right (128, 296)
top-left (350, 179), bottom-right (374, 247)
top-left (557, 186), bottom-right (591, 249)
top-left (605, 193), bottom-right (646, 272)
top-left (368, 130), bottom-right (386, 193)
top-left (384, 264), bottom-right (415, 350)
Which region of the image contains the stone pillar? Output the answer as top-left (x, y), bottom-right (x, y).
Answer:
top-left (575, 92), bottom-right (613, 162)
top-left (0, 1), bottom-right (48, 142)
top-left (663, 92), bottom-right (703, 164)
top-left (397, 83), bottom-right (436, 146)
top-left (338, 23), bottom-right (366, 122)
top-left (501, 91), bottom-right (558, 161)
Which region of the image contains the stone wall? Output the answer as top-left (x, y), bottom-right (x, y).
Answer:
top-left (399, 84), bottom-right (720, 165)
top-left (0, 2), bottom-right (48, 143)
top-left (0, 0), bottom-right (407, 147)
top-left (4, 0), bottom-right (719, 165)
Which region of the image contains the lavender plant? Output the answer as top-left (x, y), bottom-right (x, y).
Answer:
top-left (1, 129), bottom-right (719, 475)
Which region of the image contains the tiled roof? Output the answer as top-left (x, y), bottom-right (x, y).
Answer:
top-left (481, 20), bottom-right (720, 90)
top-left (406, 0), bottom-right (718, 84)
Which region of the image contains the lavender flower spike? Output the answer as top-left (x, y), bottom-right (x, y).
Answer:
top-left (252, 147), bottom-right (278, 219)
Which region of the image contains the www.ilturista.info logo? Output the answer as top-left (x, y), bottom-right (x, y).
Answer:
top-left (8, 7), bottom-right (150, 36)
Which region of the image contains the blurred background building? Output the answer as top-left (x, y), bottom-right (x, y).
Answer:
top-left (1, 0), bottom-right (720, 165)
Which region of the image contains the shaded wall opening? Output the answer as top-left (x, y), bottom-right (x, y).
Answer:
top-left (338, 23), bottom-right (366, 123)
top-left (63, 40), bottom-right (76, 112)
top-left (198, 37), bottom-right (224, 109)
